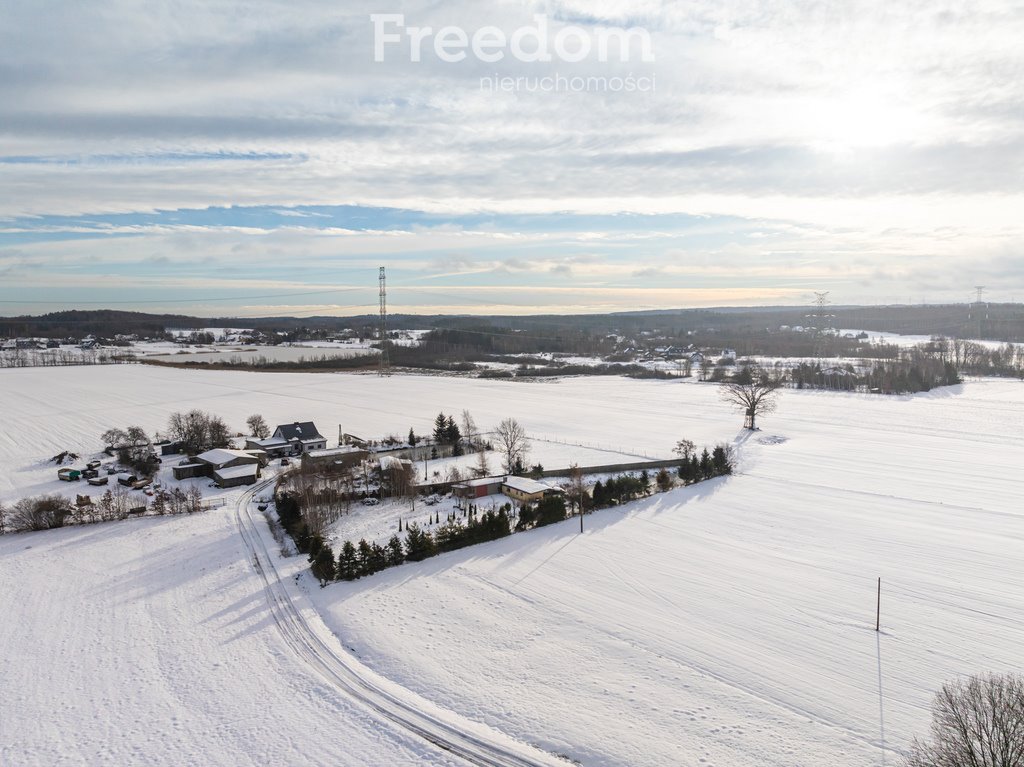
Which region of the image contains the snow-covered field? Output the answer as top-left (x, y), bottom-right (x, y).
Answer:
top-left (310, 377), bottom-right (1024, 767)
top-left (0, 502), bottom-right (464, 767)
top-left (2, 364), bottom-right (1024, 766)
top-left (0, 367), bottom-right (686, 504)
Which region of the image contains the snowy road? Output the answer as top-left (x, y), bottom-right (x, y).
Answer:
top-left (234, 479), bottom-right (571, 767)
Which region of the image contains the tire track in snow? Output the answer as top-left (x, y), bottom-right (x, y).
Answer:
top-left (234, 480), bottom-right (572, 767)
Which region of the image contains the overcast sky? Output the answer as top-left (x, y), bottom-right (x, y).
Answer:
top-left (1, 0), bottom-right (1022, 316)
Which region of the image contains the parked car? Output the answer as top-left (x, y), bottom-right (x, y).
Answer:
top-left (361, 497), bottom-right (379, 506)
top-left (424, 494), bottom-right (441, 505)
top-left (81, 468), bottom-right (99, 479)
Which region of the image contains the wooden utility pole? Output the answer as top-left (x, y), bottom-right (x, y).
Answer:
top-left (876, 577), bottom-right (881, 632)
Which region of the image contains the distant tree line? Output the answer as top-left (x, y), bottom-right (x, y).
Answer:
top-left (0, 348), bottom-right (138, 368)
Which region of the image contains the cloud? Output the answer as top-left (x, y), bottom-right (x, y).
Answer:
top-left (0, 0), bottom-right (1022, 312)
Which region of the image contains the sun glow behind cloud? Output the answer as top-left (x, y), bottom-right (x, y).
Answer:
top-left (0, 0), bottom-right (1022, 314)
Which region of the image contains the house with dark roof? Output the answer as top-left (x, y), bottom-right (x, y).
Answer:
top-left (272, 421), bottom-right (327, 454)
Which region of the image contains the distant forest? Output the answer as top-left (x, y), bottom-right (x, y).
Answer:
top-left (4, 303), bottom-right (1024, 344)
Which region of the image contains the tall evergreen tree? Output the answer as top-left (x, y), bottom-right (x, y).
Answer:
top-left (311, 544), bottom-right (336, 586)
top-left (386, 535), bottom-right (405, 567)
top-left (404, 524), bottom-right (437, 562)
top-left (307, 533), bottom-right (325, 562)
top-left (368, 542), bottom-right (387, 574)
top-left (432, 412), bottom-right (448, 444)
top-left (711, 445), bottom-right (732, 475)
top-left (356, 539), bottom-right (374, 577)
top-left (337, 540), bottom-right (359, 581)
top-left (699, 448), bottom-right (713, 479)
top-left (535, 495), bottom-right (566, 527)
top-left (655, 467), bottom-right (673, 492)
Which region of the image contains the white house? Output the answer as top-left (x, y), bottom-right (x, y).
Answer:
top-left (272, 421), bottom-right (327, 454)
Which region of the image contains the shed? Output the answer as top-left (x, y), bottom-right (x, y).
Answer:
top-left (172, 461), bottom-right (206, 481)
top-left (213, 463), bottom-right (260, 488)
top-left (502, 476), bottom-right (559, 504)
top-left (452, 476), bottom-right (505, 499)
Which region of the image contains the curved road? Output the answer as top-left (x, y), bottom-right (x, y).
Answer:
top-left (235, 480), bottom-right (571, 767)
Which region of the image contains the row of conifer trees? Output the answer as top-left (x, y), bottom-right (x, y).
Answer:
top-left (277, 445), bottom-right (734, 587)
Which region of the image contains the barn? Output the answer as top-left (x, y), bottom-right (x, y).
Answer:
top-left (172, 448), bottom-right (262, 488)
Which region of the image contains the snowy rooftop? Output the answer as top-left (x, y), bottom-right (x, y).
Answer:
top-left (196, 448), bottom-right (258, 466)
top-left (379, 455), bottom-right (413, 470)
top-left (456, 476), bottom-right (505, 488)
top-left (502, 476), bottom-right (552, 495)
top-left (213, 464), bottom-right (259, 480)
top-left (249, 437), bottom-right (289, 448)
top-left (306, 446), bottom-right (365, 458)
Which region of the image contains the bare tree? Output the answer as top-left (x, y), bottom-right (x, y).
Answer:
top-left (461, 409), bottom-right (477, 449)
top-left (673, 439), bottom-right (696, 461)
top-left (167, 409), bottom-right (231, 454)
top-left (494, 418), bottom-right (530, 474)
top-left (699, 357), bottom-right (713, 382)
top-left (207, 415), bottom-right (231, 449)
top-left (246, 414), bottom-right (270, 439)
top-left (186, 485), bottom-right (203, 514)
top-left (101, 427), bottom-right (129, 449)
top-left (718, 367), bottom-right (783, 430)
top-left (565, 464), bottom-right (586, 515)
top-left (473, 449), bottom-right (491, 478)
top-left (905, 672), bottom-right (1024, 767)
top-left (0, 502), bottom-right (6, 534)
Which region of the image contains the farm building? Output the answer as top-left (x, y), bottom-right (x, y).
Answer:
top-left (272, 422), bottom-right (327, 453)
top-left (172, 448), bottom-right (262, 488)
top-left (502, 476), bottom-right (560, 505)
top-left (244, 437), bottom-right (292, 458)
top-left (301, 445), bottom-right (368, 471)
top-left (452, 476), bottom-right (505, 500)
top-left (341, 433), bottom-right (369, 449)
top-left (155, 440), bottom-right (182, 456)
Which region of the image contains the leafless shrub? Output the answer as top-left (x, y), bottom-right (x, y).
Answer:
top-left (8, 494), bottom-right (75, 531)
top-left (904, 672), bottom-right (1024, 767)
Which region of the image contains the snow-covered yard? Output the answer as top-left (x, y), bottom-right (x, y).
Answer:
top-left (2, 364), bottom-right (1024, 766)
